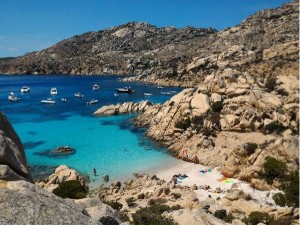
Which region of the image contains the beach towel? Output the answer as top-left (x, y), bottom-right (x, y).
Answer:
top-left (199, 170), bottom-right (206, 173)
top-left (223, 179), bottom-right (235, 184)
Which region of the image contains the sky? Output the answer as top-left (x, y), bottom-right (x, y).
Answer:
top-left (0, 0), bottom-right (291, 58)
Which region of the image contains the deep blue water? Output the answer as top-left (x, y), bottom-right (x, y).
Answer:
top-left (0, 75), bottom-right (181, 187)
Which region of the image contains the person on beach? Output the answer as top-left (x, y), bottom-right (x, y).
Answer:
top-left (172, 175), bottom-right (177, 187)
top-left (93, 168), bottom-right (97, 176)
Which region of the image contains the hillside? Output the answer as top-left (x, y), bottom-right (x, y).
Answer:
top-left (0, 0), bottom-right (298, 87)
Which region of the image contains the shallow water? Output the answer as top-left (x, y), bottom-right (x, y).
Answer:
top-left (0, 75), bottom-right (181, 186)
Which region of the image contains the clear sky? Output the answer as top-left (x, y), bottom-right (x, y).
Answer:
top-left (0, 0), bottom-right (291, 58)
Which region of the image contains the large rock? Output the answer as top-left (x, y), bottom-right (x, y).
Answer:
top-left (0, 112), bottom-right (32, 182)
top-left (165, 209), bottom-right (226, 225)
top-left (0, 180), bottom-right (102, 225)
top-left (94, 101), bottom-right (153, 116)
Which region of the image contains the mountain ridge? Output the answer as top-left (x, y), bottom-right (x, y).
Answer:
top-left (0, 0), bottom-right (298, 88)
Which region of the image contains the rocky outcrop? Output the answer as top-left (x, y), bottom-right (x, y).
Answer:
top-left (94, 100), bottom-right (153, 116)
top-left (0, 1), bottom-right (298, 88)
top-left (0, 180), bottom-right (126, 225)
top-left (0, 112), bottom-right (32, 182)
top-left (134, 66), bottom-right (299, 181)
top-left (36, 165), bottom-right (88, 192)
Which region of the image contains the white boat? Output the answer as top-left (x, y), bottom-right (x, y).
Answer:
top-left (61, 98), bottom-right (67, 102)
top-left (74, 92), bottom-right (84, 98)
top-left (161, 92), bottom-right (172, 95)
top-left (50, 88), bottom-right (58, 95)
top-left (144, 93), bottom-right (153, 96)
top-left (116, 87), bottom-right (135, 93)
top-left (157, 86), bottom-right (164, 89)
top-left (21, 86), bottom-right (30, 93)
top-left (93, 84), bottom-right (100, 91)
top-left (8, 92), bottom-right (20, 101)
top-left (87, 99), bottom-right (98, 105)
top-left (41, 98), bottom-right (56, 104)
top-left (170, 91), bottom-right (177, 94)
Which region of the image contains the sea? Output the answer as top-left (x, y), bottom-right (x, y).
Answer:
top-left (0, 74), bottom-right (181, 187)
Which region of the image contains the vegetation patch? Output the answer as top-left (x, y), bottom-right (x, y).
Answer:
top-left (53, 180), bottom-right (87, 199)
top-left (244, 142), bottom-right (258, 155)
top-left (260, 156), bottom-right (287, 184)
top-left (103, 200), bottom-right (123, 210)
top-left (214, 209), bottom-right (235, 223)
top-left (211, 101), bottom-right (223, 113)
top-left (243, 211), bottom-right (274, 225)
top-left (264, 121), bottom-right (287, 134)
top-left (126, 197), bottom-right (136, 207)
top-left (175, 117), bottom-right (191, 130)
top-left (265, 77), bottom-right (277, 91)
top-left (131, 202), bottom-right (180, 225)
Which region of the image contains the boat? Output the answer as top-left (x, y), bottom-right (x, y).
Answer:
top-left (116, 87), bottom-right (135, 93)
top-left (41, 98), bottom-right (56, 104)
top-left (144, 93), bottom-right (153, 96)
top-left (114, 93), bottom-right (119, 97)
top-left (161, 92), bottom-right (172, 95)
top-left (157, 86), bottom-right (164, 89)
top-left (61, 98), bottom-right (67, 102)
top-left (170, 90), bottom-right (177, 94)
top-left (50, 88), bottom-right (58, 95)
top-left (93, 84), bottom-right (100, 91)
top-left (21, 86), bottom-right (30, 93)
top-left (8, 92), bottom-right (20, 101)
top-left (87, 99), bottom-right (99, 105)
top-left (74, 92), bottom-right (84, 98)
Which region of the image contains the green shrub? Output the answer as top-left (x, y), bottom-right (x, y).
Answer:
top-left (126, 197), bottom-right (136, 207)
top-left (282, 170), bottom-right (299, 207)
top-left (131, 203), bottom-right (178, 225)
top-left (265, 77), bottom-right (277, 91)
top-left (214, 210), bottom-right (235, 223)
top-left (163, 187), bottom-right (171, 195)
top-left (201, 127), bottom-right (216, 137)
top-left (261, 157), bottom-right (287, 184)
top-left (208, 112), bottom-right (221, 126)
top-left (243, 211), bottom-right (274, 225)
top-left (270, 217), bottom-right (293, 225)
top-left (148, 198), bottom-right (167, 206)
top-left (273, 193), bottom-right (286, 207)
top-left (244, 143), bottom-right (258, 155)
top-left (214, 209), bottom-right (227, 220)
top-left (53, 180), bottom-right (87, 199)
top-left (264, 121), bottom-right (287, 134)
top-left (175, 117), bottom-right (191, 130)
top-left (191, 115), bottom-right (204, 132)
top-left (171, 193), bottom-right (181, 199)
top-left (103, 200), bottom-right (123, 210)
top-left (99, 216), bottom-right (119, 225)
top-left (211, 101), bottom-right (223, 113)
top-left (169, 101), bottom-right (175, 106)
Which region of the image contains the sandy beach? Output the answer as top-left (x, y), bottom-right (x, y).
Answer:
top-left (154, 160), bottom-right (237, 201)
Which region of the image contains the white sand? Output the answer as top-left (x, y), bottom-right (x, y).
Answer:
top-left (153, 160), bottom-right (237, 201)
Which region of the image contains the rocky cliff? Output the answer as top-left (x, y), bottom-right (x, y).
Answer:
top-left (0, 112), bottom-right (32, 182)
top-left (134, 67), bottom-right (299, 188)
top-left (0, 1), bottom-right (298, 87)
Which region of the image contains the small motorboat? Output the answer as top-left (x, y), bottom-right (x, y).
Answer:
top-left (41, 98), bottom-right (56, 104)
top-left (116, 87), bottom-right (135, 93)
top-left (50, 88), bottom-right (58, 95)
top-left (157, 86), bottom-right (164, 89)
top-left (61, 98), bottom-right (67, 102)
top-left (114, 93), bottom-right (119, 97)
top-left (93, 84), bottom-right (100, 91)
top-left (161, 92), bottom-right (172, 95)
top-left (144, 93), bottom-right (153, 96)
top-left (21, 86), bottom-right (30, 93)
top-left (8, 92), bottom-right (20, 101)
top-left (74, 92), bottom-right (84, 98)
top-left (170, 91), bottom-right (177, 94)
top-left (87, 99), bottom-right (99, 105)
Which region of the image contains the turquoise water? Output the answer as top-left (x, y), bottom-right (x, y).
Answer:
top-left (0, 75), bottom-right (181, 186)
